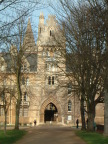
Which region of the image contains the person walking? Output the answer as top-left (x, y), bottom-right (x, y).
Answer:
top-left (34, 120), bottom-right (36, 126)
top-left (76, 119), bottom-right (79, 128)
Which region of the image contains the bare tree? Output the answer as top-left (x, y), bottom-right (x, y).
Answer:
top-left (87, 0), bottom-right (108, 135)
top-left (0, 74), bottom-right (15, 134)
top-left (0, 0), bottom-right (49, 130)
top-left (8, 14), bottom-right (37, 129)
top-left (51, 0), bottom-right (107, 131)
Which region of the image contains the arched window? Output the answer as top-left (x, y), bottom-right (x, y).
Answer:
top-left (68, 100), bottom-right (72, 112)
top-left (40, 27), bottom-right (41, 33)
top-left (26, 77), bottom-right (29, 86)
top-left (24, 92), bottom-right (27, 101)
top-left (48, 76), bottom-right (55, 85)
top-left (52, 76), bottom-right (54, 85)
top-left (50, 30), bottom-right (51, 36)
top-left (68, 83), bottom-right (72, 94)
top-left (0, 108), bottom-right (4, 116)
top-left (48, 76), bottom-right (51, 85)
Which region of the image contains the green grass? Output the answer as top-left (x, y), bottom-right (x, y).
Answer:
top-left (0, 129), bottom-right (26, 144)
top-left (76, 131), bottom-right (108, 144)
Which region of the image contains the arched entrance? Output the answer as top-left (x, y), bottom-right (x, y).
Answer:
top-left (40, 97), bottom-right (62, 123)
top-left (44, 103), bottom-right (58, 122)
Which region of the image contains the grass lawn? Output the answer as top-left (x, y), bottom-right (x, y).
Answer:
top-left (76, 130), bottom-right (108, 144)
top-left (0, 129), bottom-right (26, 144)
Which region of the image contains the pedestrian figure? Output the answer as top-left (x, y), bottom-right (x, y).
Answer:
top-left (34, 120), bottom-right (36, 126)
top-left (76, 119), bottom-right (79, 128)
top-left (93, 121), bottom-right (96, 131)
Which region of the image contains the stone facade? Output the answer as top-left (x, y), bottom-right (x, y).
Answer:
top-left (0, 13), bottom-right (104, 126)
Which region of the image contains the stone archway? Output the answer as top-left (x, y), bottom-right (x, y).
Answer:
top-left (40, 97), bottom-right (62, 123)
top-left (44, 103), bottom-right (57, 122)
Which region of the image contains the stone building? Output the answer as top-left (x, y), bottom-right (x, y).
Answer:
top-left (0, 13), bottom-right (104, 126)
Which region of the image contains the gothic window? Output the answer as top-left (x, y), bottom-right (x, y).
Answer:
top-left (52, 30), bottom-right (54, 36)
top-left (48, 76), bottom-right (55, 85)
top-left (68, 100), bottom-right (72, 112)
top-left (24, 92), bottom-right (27, 101)
top-left (0, 108), bottom-right (4, 116)
top-left (48, 76), bottom-right (51, 85)
top-left (50, 30), bottom-right (51, 36)
top-left (24, 108), bottom-right (28, 117)
top-left (19, 108), bottom-right (28, 117)
top-left (40, 27), bottom-right (41, 33)
top-left (45, 103), bottom-right (56, 110)
top-left (52, 76), bottom-right (54, 85)
top-left (46, 63), bottom-right (56, 72)
top-left (68, 83), bottom-right (72, 94)
top-left (26, 77), bottom-right (29, 86)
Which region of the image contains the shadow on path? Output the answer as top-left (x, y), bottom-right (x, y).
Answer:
top-left (14, 125), bottom-right (86, 144)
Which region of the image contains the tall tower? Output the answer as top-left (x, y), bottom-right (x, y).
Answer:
top-left (37, 12), bottom-right (45, 73)
top-left (38, 12), bottom-right (44, 38)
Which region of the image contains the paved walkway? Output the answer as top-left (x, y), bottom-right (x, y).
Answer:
top-left (14, 125), bottom-right (86, 144)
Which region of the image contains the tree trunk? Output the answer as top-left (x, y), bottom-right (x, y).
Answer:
top-left (81, 97), bottom-right (86, 130)
top-left (4, 112), bottom-right (7, 135)
top-left (88, 112), bottom-right (94, 131)
top-left (104, 90), bottom-right (108, 136)
top-left (15, 103), bottom-right (20, 130)
top-left (15, 69), bottom-right (21, 130)
top-left (87, 103), bottom-right (95, 131)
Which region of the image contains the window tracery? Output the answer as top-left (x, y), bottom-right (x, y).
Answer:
top-left (68, 100), bottom-right (72, 112)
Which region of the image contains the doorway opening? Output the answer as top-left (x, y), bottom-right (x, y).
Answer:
top-left (44, 103), bottom-right (58, 122)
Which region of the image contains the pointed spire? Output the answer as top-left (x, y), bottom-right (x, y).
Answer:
top-left (26, 18), bottom-right (32, 33)
top-left (25, 18), bottom-right (34, 39)
top-left (39, 12), bottom-right (44, 24)
top-left (40, 12), bottom-right (44, 19)
top-left (23, 18), bottom-right (36, 51)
